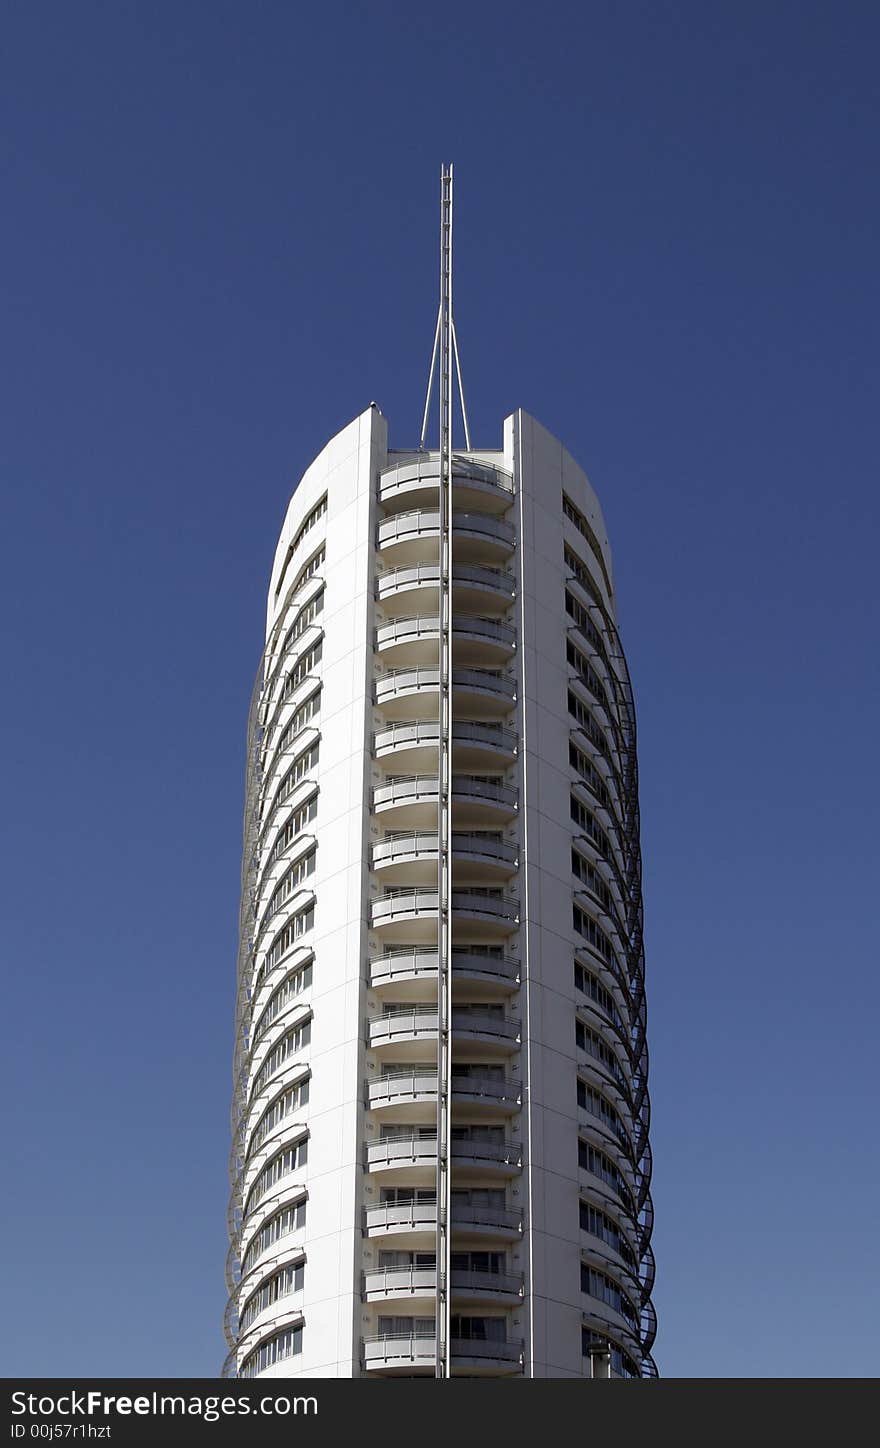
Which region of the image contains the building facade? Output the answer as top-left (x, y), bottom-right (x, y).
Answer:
top-left (224, 405), bottom-right (657, 1379)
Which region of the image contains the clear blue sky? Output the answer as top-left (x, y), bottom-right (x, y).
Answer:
top-left (1, 0), bottom-right (878, 1379)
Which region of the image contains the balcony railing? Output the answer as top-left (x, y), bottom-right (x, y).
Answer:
top-left (368, 947), bottom-right (521, 989)
top-left (365, 1133), bottom-right (522, 1173)
top-left (377, 511), bottom-right (515, 550)
top-left (362, 1266), bottom-right (524, 1298)
top-left (376, 562), bottom-right (516, 600)
top-left (363, 1199), bottom-right (522, 1236)
top-left (372, 831), bottom-right (518, 870)
top-left (361, 1333), bottom-right (524, 1370)
top-left (374, 719), bottom-right (518, 758)
top-left (375, 667), bottom-right (517, 706)
top-left (373, 775), bottom-right (518, 810)
top-left (376, 616), bottom-right (517, 650)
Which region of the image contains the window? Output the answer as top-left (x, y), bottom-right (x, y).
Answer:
top-left (377, 1315), bottom-right (435, 1338)
top-left (252, 961), bottom-right (313, 1047)
top-left (282, 588), bottom-right (324, 651)
top-left (251, 1021), bottom-right (312, 1097)
top-left (264, 793), bottom-right (318, 874)
top-left (289, 544), bottom-right (325, 598)
top-left (269, 741), bottom-right (320, 821)
top-left (281, 639), bottom-right (323, 705)
top-left (451, 1315), bottom-right (507, 1342)
top-left (248, 1076), bottom-right (311, 1156)
top-left (379, 1251), bottom-right (436, 1269)
top-left (452, 1188), bottom-right (506, 1209)
top-left (242, 1198), bottom-right (307, 1275)
top-left (575, 1020), bottom-right (625, 1087)
top-left (450, 1251), bottom-right (504, 1274)
top-left (264, 844), bottom-right (317, 925)
top-left (260, 904), bottom-right (315, 981)
top-left (577, 1078), bottom-right (630, 1150)
top-left (450, 1124), bottom-right (505, 1144)
top-left (571, 846), bottom-right (612, 912)
top-left (564, 543), bottom-right (600, 605)
top-left (450, 1063), bottom-right (505, 1081)
top-left (240, 1261), bottom-right (304, 1332)
top-left (565, 588), bottom-right (609, 662)
top-left (572, 901), bottom-right (614, 965)
top-left (380, 1124), bottom-right (437, 1142)
top-left (580, 1264), bottom-right (638, 1327)
top-left (245, 1137), bottom-right (309, 1216)
top-left (266, 591), bottom-right (325, 700)
top-left (380, 1187), bottom-right (437, 1206)
top-left (274, 496), bottom-right (328, 600)
top-left (578, 1137), bottom-right (633, 1209)
top-left (264, 688), bottom-right (321, 790)
top-left (239, 1324), bottom-right (303, 1378)
top-left (291, 496), bottom-right (327, 554)
top-left (562, 492), bottom-right (613, 598)
top-left (567, 637), bottom-right (611, 715)
top-left (570, 794), bottom-right (612, 858)
top-left (574, 962), bottom-right (623, 1029)
top-left (569, 739), bottom-right (611, 810)
top-left (567, 689), bottom-right (609, 759)
top-left (579, 1200), bottom-right (636, 1269)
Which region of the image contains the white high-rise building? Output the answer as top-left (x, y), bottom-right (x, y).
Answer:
top-left (224, 171), bottom-right (656, 1382)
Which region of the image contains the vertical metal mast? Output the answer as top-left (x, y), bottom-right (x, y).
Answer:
top-left (434, 162), bottom-right (454, 1380)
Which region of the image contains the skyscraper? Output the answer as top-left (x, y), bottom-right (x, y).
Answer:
top-left (225, 169), bottom-right (657, 1380)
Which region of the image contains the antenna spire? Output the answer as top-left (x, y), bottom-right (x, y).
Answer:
top-left (420, 163), bottom-right (472, 451)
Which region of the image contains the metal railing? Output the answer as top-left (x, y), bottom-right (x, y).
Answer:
top-left (376, 616), bottom-right (516, 648)
top-left (373, 775), bottom-right (518, 808)
top-left (372, 831), bottom-right (517, 868)
top-left (375, 719), bottom-right (517, 757)
top-left (376, 562), bottom-right (516, 598)
top-left (368, 948), bottom-right (520, 986)
top-left (377, 510), bottom-right (515, 548)
top-left (375, 667), bottom-right (517, 702)
top-left (378, 456), bottom-right (514, 494)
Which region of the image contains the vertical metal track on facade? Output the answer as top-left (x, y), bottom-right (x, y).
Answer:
top-left (434, 162), bottom-right (454, 1379)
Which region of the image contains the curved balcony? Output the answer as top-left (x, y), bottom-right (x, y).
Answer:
top-left (363, 1198), bottom-right (522, 1246)
top-left (363, 1265), bottom-right (523, 1310)
top-left (377, 510), bottom-right (515, 567)
top-left (365, 1133), bottom-right (439, 1185)
top-left (370, 889), bottom-right (438, 944)
top-left (452, 1270), bottom-right (524, 1307)
top-left (375, 615), bottom-right (516, 669)
top-left (367, 1069), bottom-right (437, 1122)
top-left (451, 833), bottom-right (518, 884)
top-left (452, 1009), bottom-right (520, 1057)
top-left (369, 1007), bottom-right (438, 1060)
top-left (372, 831), bottom-right (517, 886)
top-left (363, 1198), bottom-right (437, 1246)
top-left (369, 948), bottom-right (520, 1001)
top-left (377, 563), bottom-right (515, 617)
top-left (370, 888), bottom-right (519, 943)
top-left (363, 1265), bottom-right (436, 1312)
top-left (372, 776), bottom-right (518, 830)
top-left (450, 1137), bottom-right (523, 1181)
top-left (378, 456), bottom-right (514, 515)
top-left (374, 720), bottom-right (517, 774)
top-left (362, 1332), bottom-right (435, 1375)
top-left (362, 1332), bottom-right (524, 1376)
top-left (375, 666), bottom-right (516, 721)
top-left (450, 1074), bottom-right (522, 1119)
top-left (364, 1133), bottom-right (522, 1183)
top-left (367, 1005), bottom-right (519, 1061)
